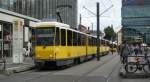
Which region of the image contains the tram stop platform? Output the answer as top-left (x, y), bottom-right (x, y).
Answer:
top-left (119, 64), bottom-right (150, 78)
top-left (0, 57), bottom-right (35, 75)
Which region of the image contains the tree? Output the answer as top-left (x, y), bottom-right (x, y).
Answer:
top-left (104, 25), bottom-right (116, 41)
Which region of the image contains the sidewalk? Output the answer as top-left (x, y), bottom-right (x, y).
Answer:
top-left (0, 57), bottom-right (35, 75)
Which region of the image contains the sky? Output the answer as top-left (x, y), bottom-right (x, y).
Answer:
top-left (78, 0), bottom-right (122, 32)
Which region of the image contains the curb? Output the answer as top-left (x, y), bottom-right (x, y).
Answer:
top-left (4, 64), bottom-right (35, 75)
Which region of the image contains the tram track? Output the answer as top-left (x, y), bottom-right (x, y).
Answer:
top-left (105, 60), bottom-right (120, 82)
top-left (0, 55), bottom-right (118, 82)
top-left (25, 55), bottom-right (117, 82)
top-left (74, 55), bottom-right (119, 82)
top-left (22, 67), bottom-right (64, 82)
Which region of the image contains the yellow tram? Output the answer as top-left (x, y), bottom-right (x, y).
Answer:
top-left (32, 22), bottom-right (110, 68)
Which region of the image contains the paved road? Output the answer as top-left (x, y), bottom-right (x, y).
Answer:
top-left (0, 54), bottom-right (150, 82)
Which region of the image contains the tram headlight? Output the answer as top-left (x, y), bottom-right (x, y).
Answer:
top-left (49, 54), bottom-right (53, 58)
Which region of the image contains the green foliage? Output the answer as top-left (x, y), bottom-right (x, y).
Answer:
top-left (104, 25), bottom-right (116, 41)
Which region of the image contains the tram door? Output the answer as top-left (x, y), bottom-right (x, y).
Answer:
top-left (0, 22), bottom-right (12, 59)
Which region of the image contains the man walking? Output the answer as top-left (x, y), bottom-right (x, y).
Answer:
top-left (120, 41), bottom-right (130, 64)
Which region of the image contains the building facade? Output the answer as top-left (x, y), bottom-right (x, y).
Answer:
top-left (122, 0), bottom-right (150, 44)
top-left (117, 29), bottom-right (122, 45)
top-left (0, 0), bottom-right (78, 63)
top-left (0, 0), bottom-right (78, 28)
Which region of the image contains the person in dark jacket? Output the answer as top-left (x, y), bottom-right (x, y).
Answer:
top-left (120, 41), bottom-right (130, 64)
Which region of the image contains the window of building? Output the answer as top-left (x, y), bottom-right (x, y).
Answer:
top-left (0, 0), bottom-right (9, 9)
top-left (40, 0), bottom-right (43, 19)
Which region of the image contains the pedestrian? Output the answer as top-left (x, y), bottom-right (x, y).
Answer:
top-left (117, 45), bottom-right (121, 55)
top-left (30, 47), bottom-right (34, 60)
top-left (120, 41), bottom-right (130, 64)
top-left (4, 33), bottom-right (12, 42)
top-left (134, 44), bottom-right (140, 55)
top-left (129, 44), bottom-right (135, 55)
top-left (22, 47), bottom-right (28, 61)
top-left (27, 40), bottom-right (32, 57)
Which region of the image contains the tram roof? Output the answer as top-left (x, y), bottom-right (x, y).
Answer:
top-left (33, 22), bottom-right (103, 39)
top-left (33, 22), bottom-right (70, 28)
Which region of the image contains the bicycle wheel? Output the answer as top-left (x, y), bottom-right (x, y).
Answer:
top-left (125, 64), bottom-right (137, 73)
top-left (143, 64), bottom-right (150, 74)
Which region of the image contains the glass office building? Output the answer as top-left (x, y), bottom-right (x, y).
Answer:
top-left (0, 0), bottom-right (77, 63)
top-left (122, 0), bottom-right (150, 44)
top-left (0, 0), bottom-right (78, 28)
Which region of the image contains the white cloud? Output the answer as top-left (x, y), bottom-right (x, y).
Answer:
top-left (78, 0), bottom-right (122, 32)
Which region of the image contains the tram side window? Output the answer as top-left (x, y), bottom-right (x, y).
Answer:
top-left (100, 40), bottom-right (102, 45)
top-left (91, 37), bottom-right (92, 46)
top-left (61, 29), bottom-right (66, 46)
top-left (102, 40), bottom-right (104, 46)
top-left (103, 40), bottom-right (106, 46)
top-left (93, 38), bottom-right (95, 46)
top-left (104, 41), bottom-right (107, 46)
top-left (78, 33), bottom-right (81, 46)
top-left (89, 37), bottom-right (93, 46)
top-left (84, 35), bottom-right (86, 46)
top-left (67, 30), bottom-right (72, 46)
top-left (87, 37), bottom-right (89, 46)
top-left (93, 39), bottom-right (95, 46)
top-left (55, 28), bottom-right (60, 45)
top-left (106, 42), bottom-right (109, 46)
top-left (94, 38), bottom-right (97, 46)
top-left (81, 34), bottom-right (86, 46)
top-left (88, 37), bottom-right (90, 46)
top-left (106, 41), bottom-right (108, 46)
top-left (91, 37), bottom-right (94, 46)
top-left (73, 32), bottom-right (78, 46)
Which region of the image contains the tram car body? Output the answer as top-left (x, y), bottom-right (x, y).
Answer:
top-left (32, 22), bottom-right (110, 68)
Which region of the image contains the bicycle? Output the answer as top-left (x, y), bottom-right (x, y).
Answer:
top-left (125, 55), bottom-right (145, 73)
top-left (142, 53), bottom-right (150, 74)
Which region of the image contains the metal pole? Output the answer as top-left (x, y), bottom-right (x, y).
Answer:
top-left (80, 14), bottom-right (82, 24)
top-left (91, 23), bottom-right (93, 33)
top-left (97, 2), bottom-right (100, 61)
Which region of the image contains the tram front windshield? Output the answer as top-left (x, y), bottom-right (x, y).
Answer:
top-left (36, 28), bottom-right (54, 46)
